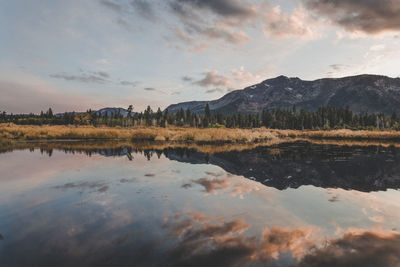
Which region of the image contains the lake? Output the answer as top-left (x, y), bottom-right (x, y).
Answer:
top-left (0, 141), bottom-right (399, 266)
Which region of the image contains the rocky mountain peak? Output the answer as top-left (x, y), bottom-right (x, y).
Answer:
top-left (166, 74), bottom-right (400, 115)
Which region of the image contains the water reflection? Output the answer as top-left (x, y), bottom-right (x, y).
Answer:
top-left (297, 232), bottom-right (400, 267)
top-left (6, 141), bottom-right (400, 192)
top-left (0, 141), bottom-right (400, 266)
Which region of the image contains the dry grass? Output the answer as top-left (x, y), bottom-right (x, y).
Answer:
top-left (0, 124), bottom-right (134, 140)
top-left (274, 129), bottom-right (400, 141)
top-left (2, 124), bottom-right (400, 145)
top-left (0, 124), bottom-right (278, 143)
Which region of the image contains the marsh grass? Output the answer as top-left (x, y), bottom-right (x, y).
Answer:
top-left (275, 129), bottom-right (400, 141)
top-left (0, 124), bottom-right (277, 143)
top-left (2, 124), bottom-right (400, 144)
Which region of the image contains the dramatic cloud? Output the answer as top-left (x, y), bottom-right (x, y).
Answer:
top-left (302, 0), bottom-right (400, 34)
top-left (168, 0), bottom-right (253, 47)
top-left (99, 0), bottom-right (320, 51)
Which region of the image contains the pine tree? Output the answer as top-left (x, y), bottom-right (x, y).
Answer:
top-left (203, 104), bottom-right (211, 127)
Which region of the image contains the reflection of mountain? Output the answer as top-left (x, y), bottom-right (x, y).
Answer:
top-left (11, 141), bottom-right (400, 192)
top-left (165, 142), bottom-right (400, 192)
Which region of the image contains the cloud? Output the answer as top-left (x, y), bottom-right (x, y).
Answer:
top-left (263, 5), bottom-right (319, 39)
top-left (168, 0), bottom-right (254, 47)
top-left (120, 80), bottom-right (138, 86)
top-left (192, 70), bottom-right (231, 87)
top-left (329, 64), bottom-right (350, 71)
top-left (50, 73), bottom-right (109, 84)
top-left (301, 0), bottom-right (400, 34)
top-left (100, 0), bottom-right (158, 29)
top-left (182, 76), bottom-right (193, 82)
top-left (171, 0), bottom-right (255, 18)
top-left (130, 0), bottom-right (156, 20)
top-left (163, 212), bottom-right (316, 266)
top-left (231, 66), bottom-right (263, 88)
top-left (185, 67), bottom-right (265, 92)
top-left (205, 88), bottom-right (224, 94)
top-left (144, 87), bottom-right (156, 91)
top-left (50, 70), bottom-right (138, 87)
top-left (189, 174), bottom-right (260, 199)
top-left (326, 64), bottom-right (352, 77)
top-left (99, 0), bottom-right (123, 13)
top-left (192, 178), bottom-right (231, 194)
top-left (297, 231), bottom-right (400, 267)
top-left (53, 181), bottom-right (109, 193)
top-left (182, 67), bottom-right (266, 94)
top-left (164, 212), bottom-right (400, 266)
top-left (99, 0), bottom-right (320, 51)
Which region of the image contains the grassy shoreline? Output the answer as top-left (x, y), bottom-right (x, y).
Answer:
top-left (2, 124), bottom-right (400, 144)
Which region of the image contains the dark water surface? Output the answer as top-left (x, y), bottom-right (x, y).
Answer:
top-left (0, 141), bottom-right (400, 266)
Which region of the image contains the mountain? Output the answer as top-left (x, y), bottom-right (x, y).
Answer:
top-left (55, 107), bottom-right (131, 117)
top-left (166, 74), bottom-right (400, 115)
top-left (95, 107), bottom-right (130, 117)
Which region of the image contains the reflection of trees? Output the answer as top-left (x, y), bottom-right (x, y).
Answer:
top-left (168, 142), bottom-right (400, 192)
top-left (5, 141), bottom-right (400, 191)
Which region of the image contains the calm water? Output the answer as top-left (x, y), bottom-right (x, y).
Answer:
top-left (0, 141), bottom-right (400, 266)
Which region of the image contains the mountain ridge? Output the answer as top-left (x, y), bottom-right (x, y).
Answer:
top-left (55, 107), bottom-right (131, 117)
top-left (166, 74), bottom-right (400, 115)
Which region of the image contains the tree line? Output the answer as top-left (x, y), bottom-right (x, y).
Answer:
top-left (1, 104), bottom-right (400, 130)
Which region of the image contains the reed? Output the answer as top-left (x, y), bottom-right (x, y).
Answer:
top-left (2, 124), bottom-right (400, 144)
top-left (0, 124), bottom-right (278, 143)
top-left (274, 129), bottom-right (400, 141)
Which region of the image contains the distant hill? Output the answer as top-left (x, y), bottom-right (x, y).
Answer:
top-left (95, 107), bottom-right (130, 117)
top-left (56, 107), bottom-right (131, 117)
top-left (166, 74), bottom-right (400, 115)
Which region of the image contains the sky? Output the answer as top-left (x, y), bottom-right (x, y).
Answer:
top-left (1, 0), bottom-right (400, 113)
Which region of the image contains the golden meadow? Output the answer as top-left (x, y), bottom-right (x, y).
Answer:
top-left (2, 124), bottom-right (400, 144)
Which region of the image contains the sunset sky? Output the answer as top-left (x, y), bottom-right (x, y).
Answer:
top-left (1, 0), bottom-right (400, 113)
